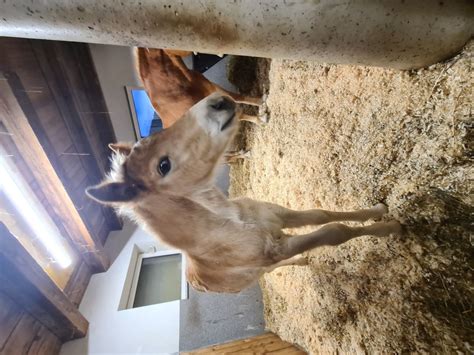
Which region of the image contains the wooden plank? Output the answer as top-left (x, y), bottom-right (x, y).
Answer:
top-left (1, 314), bottom-right (41, 355)
top-left (0, 223), bottom-right (88, 341)
top-left (63, 261), bottom-right (92, 308)
top-left (0, 292), bottom-right (23, 349)
top-left (268, 348), bottom-right (306, 354)
top-left (66, 43), bottom-right (122, 232)
top-left (211, 333), bottom-right (275, 349)
top-left (31, 40), bottom-right (122, 232)
top-left (6, 68), bottom-right (73, 189)
top-left (229, 342), bottom-right (291, 354)
top-left (0, 74), bottom-right (109, 272)
top-left (183, 333), bottom-right (306, 355)
top-left (183, 333), bottom-right (269, 354)
top-left (27, 326), bottom-right (61, 355)
top-left (225, 337), bottom-right (293, 354)
top-left (29, 42), bottom-right (106, 195)
top-left (209, 334), bottom-right (277, 353)
top-left (69, 43), bottom-right (118, 174)
top-left (0, 290), bottom-right (61, 355)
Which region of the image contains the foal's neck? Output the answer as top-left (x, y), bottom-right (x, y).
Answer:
top-left (191, 185), bottom-right (231, 206)
top-left (190, 186), bottom-right (240, 218)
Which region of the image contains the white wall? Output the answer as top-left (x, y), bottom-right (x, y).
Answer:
top-left (61, 224), bottom-right (180, 355)
top-left (89, 44), bottom-right (141, 143)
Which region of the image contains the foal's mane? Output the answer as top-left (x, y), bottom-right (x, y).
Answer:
top-left (107, 152), bottom-right (127, 184)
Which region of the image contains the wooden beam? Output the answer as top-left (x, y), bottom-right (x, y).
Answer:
top-left (27, 324), bottom-right (62, 355)
top-left (0, 223), bottom-right (88, 342)
top-left (0, 75), bottom-right (109, 272)
top-left (182, 333), bottom-right (307, 354)
top-left (0, 291), bottom-right (23, 349)
top-left (63, 261), bottom-right (92, 307)
top-left (0, 313), bottom-right (42, 354)
top-left (30, 40), bottom-right (122, 233)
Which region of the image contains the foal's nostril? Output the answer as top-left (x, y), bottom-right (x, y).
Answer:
top-left (210, 96), bottom-right (235, 111)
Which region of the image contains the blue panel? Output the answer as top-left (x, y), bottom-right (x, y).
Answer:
top-left (131, 89), bottom-right (163, 138)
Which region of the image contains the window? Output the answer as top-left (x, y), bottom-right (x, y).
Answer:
top-left (125, 86), bottom-right (163, 140)
top-left (121, 248), bottom-right (188, 310)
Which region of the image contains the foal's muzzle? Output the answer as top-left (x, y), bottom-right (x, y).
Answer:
top-left (208, 95), bottom-right (237, 131)
top-left (210, 96), bottom-right (236, 113)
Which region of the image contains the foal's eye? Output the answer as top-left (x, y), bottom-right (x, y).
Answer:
top-left (157, 157), bottom-right (171, 176)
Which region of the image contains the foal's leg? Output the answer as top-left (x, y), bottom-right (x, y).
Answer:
top-left (223, 149), bottom-right (251, 164)
top-left (274, 203), bottom-right (388, 228)
top-left (217, 88), bottom-right (263, 107)
top-left (280, 220), bottom-right (402, 259)
top-left (239, 113), bottom-right (262, 125)
top-left (265, 255), bottom-right (308, 273)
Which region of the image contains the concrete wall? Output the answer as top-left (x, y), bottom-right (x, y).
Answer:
top-left (2, 1), bottom-right (473, 69)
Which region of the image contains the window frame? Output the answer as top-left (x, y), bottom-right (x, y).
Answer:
top-left (124, 248), bottom-right (188, 309)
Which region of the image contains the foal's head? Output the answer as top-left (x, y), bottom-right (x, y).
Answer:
top-left (86, 93), bottom-right (239, 205)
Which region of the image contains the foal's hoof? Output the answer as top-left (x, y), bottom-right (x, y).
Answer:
top-left (258, 93), bottom-right (268, 106)
top-left (372, 203), bottom-right (389, 220)
top-left (241, 150), bottom-right (252, 159)
top-left (259, 112), bottom-right (269, 124)
top-left (258, 93), bottom-right (269, 123)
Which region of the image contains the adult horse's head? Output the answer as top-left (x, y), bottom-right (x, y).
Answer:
top-left (86, 93), bottom-right (239, 205)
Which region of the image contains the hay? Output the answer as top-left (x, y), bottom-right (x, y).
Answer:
top-left (228, 41), bottom-right (473, 353)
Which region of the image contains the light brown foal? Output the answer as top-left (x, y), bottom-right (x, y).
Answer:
top-left (87, 94), bottom-right (401, 293)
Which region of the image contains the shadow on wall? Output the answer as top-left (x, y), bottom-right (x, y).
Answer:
top-left (104, 221), bottom-right (138, 264)
top-left (180, 285), bottom-right (265, 352)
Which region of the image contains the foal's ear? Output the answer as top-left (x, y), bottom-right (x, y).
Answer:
top-left (86, 182), bottom-right (139, 204)
top-left (108, 142), bottom-right (133, 156)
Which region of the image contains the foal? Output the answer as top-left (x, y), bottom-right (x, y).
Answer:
top-left (87, 94), bottom-right (401, 293)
